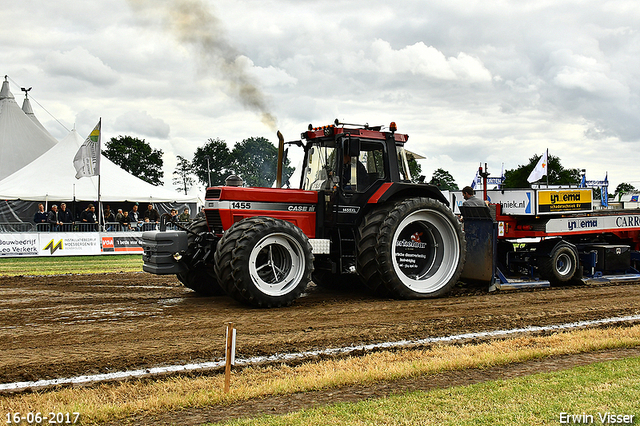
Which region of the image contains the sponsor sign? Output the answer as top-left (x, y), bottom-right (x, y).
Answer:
top-left (450, 189), bottom-right (534, 216)
top-left (101, 236), bottom-right (144, 253)
top-left (486, 190), bottom-right (534, 215)
top-left (394, 225), bottom-right (430, 278)
top-left (0, 234), bottom-right (38, 256)
top-left (0, 232), bottom-right (145, 257)
top-left (39, 233), bottom-right (101, 256)
top-left (546, 214), bottom-right (640, 234)
top-left (537, 189), bottom-right (592, 214)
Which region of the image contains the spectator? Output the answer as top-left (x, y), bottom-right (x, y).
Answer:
top-left (103, 205), bottom-right (115, 223)
top-left (59, 203), bottom-right (73, 231)
top-left (143, 203), bottom-right (160, 223)
top-left (47, 204), bottom-right (63, 232)
top-left (195, 206), bottom-right (205, 220)
top-left (461, 186), bottom-right (485, 207)
top-left (80, 204), bottom-right (97, 231)
top-left (115, 208), bottom-right (124, 223)
top-left (103, 206), bottom-right (115, 231)
top-left (129, 204), bottom-right (142, 230)
top-left (118, 210), bottom-right (131, 231)
top-left (33, 203), bottom-right (48, 229)
top-left (178, 207), bottom-right (190, 222)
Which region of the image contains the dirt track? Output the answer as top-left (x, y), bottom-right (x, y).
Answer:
top-left (2, 273), bottom-right (640, 386)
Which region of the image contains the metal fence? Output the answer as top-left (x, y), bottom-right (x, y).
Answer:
top-left (3, 221), bottom-right (191, 233)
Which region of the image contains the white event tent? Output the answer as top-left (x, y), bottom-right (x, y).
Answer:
top-left (0, 128), bottom-right (199, 204)
top-left (0, 77), bottom-right (57, 181)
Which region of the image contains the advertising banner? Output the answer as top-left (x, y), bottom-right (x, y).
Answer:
top-left (546, 214), bottom-right (640, 234)
top-left (0, 234), bottom-right (39, 256)
top-left (450, 189), bottom-right (535, 216)
top-left (101, 235), bottom-right (144, 253)
top-left (537, 189), bottom-right (593, 215)
top-left (38, 233), bottom-right (101, 256)
top-left (0, 232), bottom-right (145, 257)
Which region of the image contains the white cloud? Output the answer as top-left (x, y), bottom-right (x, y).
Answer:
top-left (3, 0), bottom-right (640, 192)
top-left (44, 48), bottom-right (120, 86)
top-left (364, 39), bottom-right (492, 82)
top-left (114, 111), bottom-right (171, 139)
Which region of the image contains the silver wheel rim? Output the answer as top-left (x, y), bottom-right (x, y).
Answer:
top-left (248, 233), bottom-right (306, 296)
top-left (391, 209), bottom-right (460, 294)
top-left (556, 252), bottom-right (573, 276)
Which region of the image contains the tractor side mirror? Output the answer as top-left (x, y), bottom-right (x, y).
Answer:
top-left (343, 137), bottom-right (360, 157)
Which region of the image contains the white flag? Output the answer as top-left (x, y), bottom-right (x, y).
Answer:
top-left (73, 120), bottom-right (101, 179)
top-left (527, 150), bottom-right (548, 183)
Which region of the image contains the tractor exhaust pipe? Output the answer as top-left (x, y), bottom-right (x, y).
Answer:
top-left (276, 130), bottom-right (284, 188)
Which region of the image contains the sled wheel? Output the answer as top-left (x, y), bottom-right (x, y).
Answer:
top-left (358, 197), bottom-right (466, 299)
top-left (539, 243), bottom-right (578, 285)
top-left (214, 216), bottom-right (313, 308)
top-left (176, 219), bottom-right (225, 296)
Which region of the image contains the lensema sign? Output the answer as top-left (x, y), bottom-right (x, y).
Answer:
top-left (537, 189), bottom-right (593, 214)
top-left (546, 214), bottom-right (640, 233)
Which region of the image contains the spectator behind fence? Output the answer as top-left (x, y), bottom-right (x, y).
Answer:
top-left (178, 207), bottom-right (190, 222)
top-left (47, 204), bottom-right (63, 232)
top-left (59, 203), bottom-right (73, 230)
top-left (33, 203), bottom-right (48, 227)
top-left (144, 203), bottom-right (160, 223)
top-left (115, 208), bottom-right (124, 222)
top-left (80, 204), bottom-right (97, 231)
top-left (103, 205), bottom-right (115, 223)
top-left (103, 206), bottom-right (115, 231)
top-left (119, 210), bottom-right (132, 231)
top-left (129, 204), bottom-right (142, 228)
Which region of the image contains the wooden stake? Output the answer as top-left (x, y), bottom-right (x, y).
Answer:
top-left (224, 322), bottom-right (235, 393)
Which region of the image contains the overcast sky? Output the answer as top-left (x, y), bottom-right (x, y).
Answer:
top-left (3, 0), bottom-right (639, 194)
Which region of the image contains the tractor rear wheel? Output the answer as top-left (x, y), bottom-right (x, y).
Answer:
top-left (357, 197), bottom-right (466, 299)
top-left (176, 219), bottom-right (225, 296)
top-left (214, 216), bottom-right (313, 308)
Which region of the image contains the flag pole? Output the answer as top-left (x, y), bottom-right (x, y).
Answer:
top-left (545, 148), bottom-right (549, 188)
top-left (97, 118), bottom-right (102, 231)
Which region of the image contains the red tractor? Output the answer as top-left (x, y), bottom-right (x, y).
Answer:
top-left (142, 120), bottom-right (466, 307)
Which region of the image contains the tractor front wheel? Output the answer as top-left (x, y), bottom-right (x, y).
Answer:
top-left (176, 219), bottom-right (225, 296)
top-left (214, 217), bottom-right (313, 308)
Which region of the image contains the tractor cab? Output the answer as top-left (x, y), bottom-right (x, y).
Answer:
top-left (300, 120), bottom-right (414, 195)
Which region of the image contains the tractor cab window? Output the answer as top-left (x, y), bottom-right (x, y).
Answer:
top-left (343, 141), bottom-right (386, 192)
top-left (396, 146), bottom-right (412, 182)
top-left (302, 143), bottom-right (338, 191)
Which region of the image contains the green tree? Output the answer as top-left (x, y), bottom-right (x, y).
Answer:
top-left (407, 154), bottom-right (423, 183)
top-left (230, 137), bottom-right (295, 188)
top-left (192, 138), bottom-right (232, 187)
top-left (103, 136), bottom-right (164, 185)
top-left (503, 154), bottom-right (580, 188)
top-left (429, 168), bottom-right (459, 191)
top-left (615, 182), bottom-right (636, 201)
top-left (173, 155), bottom-right (195, 195)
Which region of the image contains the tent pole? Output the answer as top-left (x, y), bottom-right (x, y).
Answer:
top-left (98, 174), bottom-right (102, 232)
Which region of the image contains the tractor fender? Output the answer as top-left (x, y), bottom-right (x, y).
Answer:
top-left (367, 182), bottom-right (449, 207)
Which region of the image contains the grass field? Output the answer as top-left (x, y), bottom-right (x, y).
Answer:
top-left (0, 255), bottom-right (142, 276)
top-left (2, 326), bottom-right (639, 425)
top-left (216, 355), bottom-right (640, 426)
